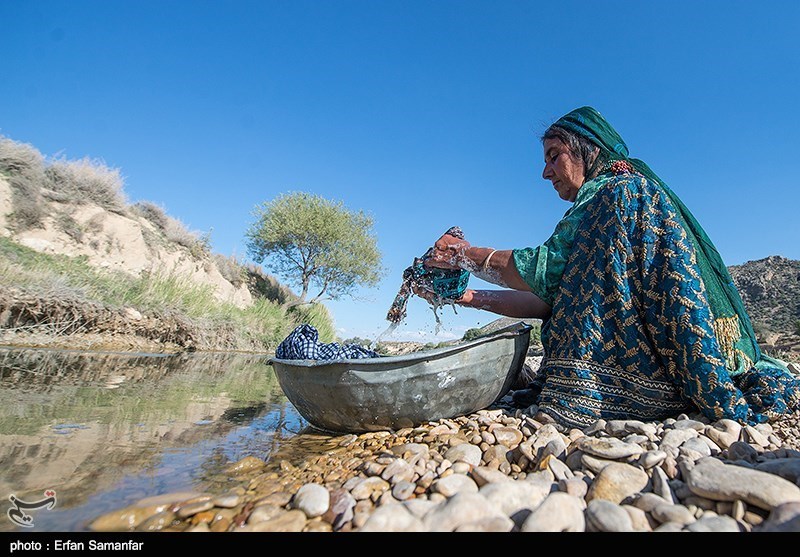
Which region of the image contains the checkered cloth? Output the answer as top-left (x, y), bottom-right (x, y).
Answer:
top-left (275, 324), bottom-right (380, 360)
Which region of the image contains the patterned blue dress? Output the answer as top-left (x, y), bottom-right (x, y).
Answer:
top-left (525, 171), bottom-right (800, 428)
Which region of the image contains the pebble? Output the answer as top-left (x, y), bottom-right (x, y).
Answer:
top-left (87, 395), bottom-right (800, 533)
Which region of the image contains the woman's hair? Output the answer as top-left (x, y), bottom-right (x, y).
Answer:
top-left (541, 125), bottom-right (604, 180)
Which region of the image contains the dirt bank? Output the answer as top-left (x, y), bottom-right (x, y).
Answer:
top-left (0, 287), bottom-right (208, 353)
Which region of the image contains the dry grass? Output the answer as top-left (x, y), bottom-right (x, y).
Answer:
top-left (44, 156), bottom-right (128, 213)
top-left (130, 201), bottom-right (211, 258)
top-left (0, 135), bottom-right (47, 230)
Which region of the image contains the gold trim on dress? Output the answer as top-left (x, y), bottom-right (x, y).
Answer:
top-left (712, 315), bottom-right (753, 371)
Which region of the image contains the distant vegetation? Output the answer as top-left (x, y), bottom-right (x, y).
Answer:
top-left (464, 321), bottom-right (542, 345)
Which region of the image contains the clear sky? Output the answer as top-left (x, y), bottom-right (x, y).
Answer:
top-left (2, 1), bottom-right (799, 343)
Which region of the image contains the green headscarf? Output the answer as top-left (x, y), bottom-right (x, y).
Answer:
top-left (552, 106), bottom-right (765, 373)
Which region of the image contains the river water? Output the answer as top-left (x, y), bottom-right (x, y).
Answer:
top-left (0, 346), bottom-right (321, 533)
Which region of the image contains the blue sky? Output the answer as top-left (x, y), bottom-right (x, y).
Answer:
top-left (2, 1), bottom-right (799, 343)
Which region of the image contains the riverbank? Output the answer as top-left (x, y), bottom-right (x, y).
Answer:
top-left (86, 386), bottom-right (800, 533)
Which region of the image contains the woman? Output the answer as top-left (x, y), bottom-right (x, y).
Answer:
top-left (422, 106), bottom-right (799, 429)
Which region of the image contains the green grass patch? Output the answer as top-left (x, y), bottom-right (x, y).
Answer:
top-left (0, 237), bottom-right (336, 352)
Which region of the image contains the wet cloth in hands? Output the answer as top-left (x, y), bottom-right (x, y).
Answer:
top-left (275, 324), bottom-right (381, 360)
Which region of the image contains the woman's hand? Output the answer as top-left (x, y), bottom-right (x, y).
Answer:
top-left (412, 283), bottom-right (473, 307)
top-left (424, 232), bottom-right (471, 270)
top-left (411, 283), bottom-right (437, 305)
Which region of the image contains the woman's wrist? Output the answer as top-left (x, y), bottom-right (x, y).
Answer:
top-left (456, 289), bottom-right (475, 306)
top-left (460, 247), bottom-right (493, 273)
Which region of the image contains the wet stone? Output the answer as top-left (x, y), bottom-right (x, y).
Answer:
top-left (240, 509), bottom-right (307, 532)
top-left (212, 493), bottom-right (241, 508)
top-left (88, 386), bottom-right (800, 535)
top-left (88, 504), bottom-right (168, 532)
top-left (224, 455), bottom-right (265, 475)
top-left (135, 511), bottom-right (176, 532)
top-left (247, 504), bottom-right (283, 525)
top-left (176, 500), bottom-right (214, 519)
top-left (291, 483), bottom-right (330, 518)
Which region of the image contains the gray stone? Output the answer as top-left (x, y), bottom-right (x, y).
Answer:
top-left (756, 501), bottom-right (800, 532)
top-left (638, 450), bottom-right (667, 469)
top-left (727, 441), bottom-right (759, 462)
top-left (660, 428), bottom-right (698, 450)
top-left (682, 437), bottom-right (712, 458)
top-left (431, 473), bottom-right (479, 496)
top-left (322, 488), bottom-right (356, 530)
top-left (684, 515), bottom-right (742, 532)
top-left (381, 458), bottom-right (415, 484)
top-left (422, 492), bottom-right (505, 532)
top-left (585, 499), bottom-right (635, 532)
top-left (492, 426), bottom-right (524, 448)
top-left (391, 481), bottom-right (416, 501)
top-left (586, 462), bottom-right (649, 504)
top-left (622, 505), bottom-right (653, 532)
top-left (470, 466), bottom-right (513, 487)
top-left (291, 483), bottom-right (330, 518)
top-left (454, 516), bottom-right (515, 532)
top-left (350, 476), bottom-right (390, 500)
top-left (650, 503), bottom-right (696, 526)
top-left (520, 491), bottom-right (585, 532)
top-left (573, 436), bottom-right (645, 460)
top-left (240, 509), bottom-right (307, 532)
top-left (358, 502), bottom-right (425, 532)
top-left (581, 453), bottom-right (617, 474)
top-left (480, 477), bottom-right (552, 517)
top-left (402, 498), bottom-right (440, 519)
top-left (685, 456), bottom-right (800, 511)
top-left (704, 419), bottom-right (742, 449)
top-left (754, 459), bottom-right (800, 484)
top-left (650, 465), bottom-right (676, 503)
top-left (444, 443), bottom-right (483, 467)
top-left (545, 454), bottom-right (574, 481)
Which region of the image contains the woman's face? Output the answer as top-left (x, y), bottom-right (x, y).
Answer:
top-left (542, 137), bottom-right (586, 202)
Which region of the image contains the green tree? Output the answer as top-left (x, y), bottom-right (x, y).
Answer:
top-left (245, 192), bottom-right (384, 306)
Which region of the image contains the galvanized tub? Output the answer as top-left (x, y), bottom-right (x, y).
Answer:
top-left (268, 321), bottom-right (532, 433)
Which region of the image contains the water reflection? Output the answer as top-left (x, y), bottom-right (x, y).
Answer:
top-left (0, 347), bottom-right (313, 532)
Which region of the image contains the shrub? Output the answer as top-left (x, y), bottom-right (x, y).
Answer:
top-left (212, 253), bottom-right (246, 287)
top-left (245, 263), bottom-right (297, 305)
top-left (164, 215), bottom-right (210, 258)
top-left (133, 202), bottom-right (211, 260)
top-left (55, 212), bottom-right (84, 243)
top-left (0, 135), bottom-right (45, 177)
top-left (44, 156), bottom-right (127, 213)
top-left (288, 302), bottom-right (336, 343)
top-left (462, 328), bottom-right (483, 341)
top-left (132, 201), bottom-right (170, 231)
top-left (0, 135), bottom-right (47, 230)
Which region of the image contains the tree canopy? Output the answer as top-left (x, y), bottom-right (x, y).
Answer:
top-left (245, 192), bottom-right (384, 306)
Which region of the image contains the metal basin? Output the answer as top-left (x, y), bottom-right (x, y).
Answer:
top-left (268, 321), bottom-right (532, 433)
